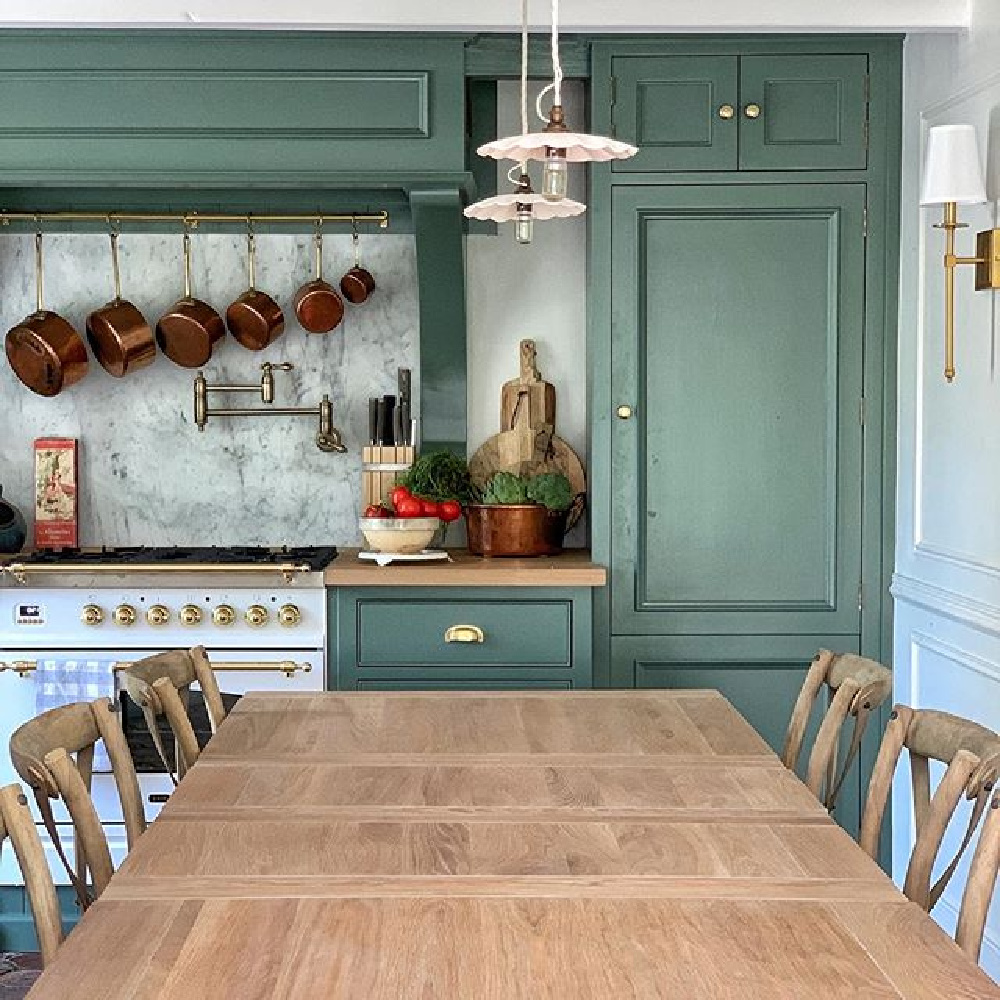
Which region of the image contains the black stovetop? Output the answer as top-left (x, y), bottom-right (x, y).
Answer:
top-left (18, 546), bottom-right (338, 570)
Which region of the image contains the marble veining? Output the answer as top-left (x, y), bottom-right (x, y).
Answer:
top-left (0, 232), bottom-right (418, 547)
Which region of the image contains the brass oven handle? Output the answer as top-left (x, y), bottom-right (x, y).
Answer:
top-left (0, 661), bottom-right (38, 677)
top-left (113, 660), bottom-right (313, 679)
top-left (444, 625), bottom-right (485, 644)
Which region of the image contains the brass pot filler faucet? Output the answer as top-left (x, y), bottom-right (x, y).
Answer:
top-left (193, 362), bottom-right (347, 453)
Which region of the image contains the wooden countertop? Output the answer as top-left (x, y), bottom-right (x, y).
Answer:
top-left (323, 548), bottom-right (607, 587)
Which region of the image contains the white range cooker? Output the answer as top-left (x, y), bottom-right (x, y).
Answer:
top-left (0, 545), bottom-right (332, 884)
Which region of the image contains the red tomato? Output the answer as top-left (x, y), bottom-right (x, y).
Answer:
top-left (363, 504), bottom-right (390, 518)
top-left (420, 499), bottom-right (440, 517)
top-left (438, 500), bottom-right (462, 523)
top-left (389, 485), bottom-right (411, 509)
top-left (395, 497), bottom-right (423, 518)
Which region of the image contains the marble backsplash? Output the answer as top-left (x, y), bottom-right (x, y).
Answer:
top-left (0, 232), bottom-right (418, 547)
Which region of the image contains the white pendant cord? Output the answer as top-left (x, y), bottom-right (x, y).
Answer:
top-left (534, 0), bottom-right (562, 124)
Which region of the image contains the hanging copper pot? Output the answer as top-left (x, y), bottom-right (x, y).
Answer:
top-left (86, 230), bottom-right (157, 378)
top-left (226, 227), bottom-right (285, 351)
top-left (155, 231), bottom-right (225, 368)
top-left (293, 225), bottom-right (344, 334)
top-left (5, 232), bottom-right (89, 397)
top-left (339, 222), bottom-right (375, 305)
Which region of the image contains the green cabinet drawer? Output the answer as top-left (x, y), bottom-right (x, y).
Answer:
top-left (358, 600), bottom-right (571, 667)
top-left (331, 587), bottom-right (593, 690)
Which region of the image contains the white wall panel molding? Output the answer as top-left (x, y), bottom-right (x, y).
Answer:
top-left (894, 572), bottom-right (1000, 642)
top-left (921, 67), bottom-right (1000, 117)
top-left (909, 628), bottom-right (1000, 688)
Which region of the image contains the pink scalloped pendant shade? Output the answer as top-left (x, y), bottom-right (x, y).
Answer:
top-left (478, 129), bottom-right (637, 164)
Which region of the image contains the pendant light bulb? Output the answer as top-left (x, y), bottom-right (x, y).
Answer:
top-left (514, 202), bottom-right (534, 245)
top-left (542, 148), bottom-right (568, 201)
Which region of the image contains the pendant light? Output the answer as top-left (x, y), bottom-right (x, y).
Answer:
top-left (463, 0), bottom-right (585, 243)
top-left (477, 0), bottom-right (638, 200)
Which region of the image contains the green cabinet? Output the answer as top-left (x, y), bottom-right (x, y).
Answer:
top-left (610, 182), bottom-right (866, 637)
top-left (332, 588), bottom-right (593, 690)
top-left (612, 53), bottom-right (869, 172)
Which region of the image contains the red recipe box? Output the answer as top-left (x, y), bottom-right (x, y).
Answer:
top-left (34, 437), bottom-right (79, 549)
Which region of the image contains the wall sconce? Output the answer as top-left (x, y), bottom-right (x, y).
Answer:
top-left (920, 124), bottom-right (1000, 382)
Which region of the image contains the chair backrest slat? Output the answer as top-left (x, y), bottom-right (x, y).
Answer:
top-left (0, 783), bottom-right (63, 966)
top-left (956, 788), bottom-right (1000, 962)
top-left (861, 704), bottom-right (1000, 914)
top-left (783, 649), bottom-right (893, 811)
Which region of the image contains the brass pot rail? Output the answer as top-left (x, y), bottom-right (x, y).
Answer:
top-left (1, 562), bottom-right (313, 584)
top-left (0, 660), bottom-right (312, 678)
top-left (0, 210), bottom-right (389, 230)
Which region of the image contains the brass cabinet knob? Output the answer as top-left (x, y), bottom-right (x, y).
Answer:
top-left (278, 603), bottom-right (301, 628)
top-left (179, 604), bottom-right (203, 627)
top-left (246, 604), bottom-right (269, 627)
top-left (718, 103), bottom-right (735, 120)
top-left (616, 404), bottom-right (634, 420)
top-left (113, 604), bottom-right (137, 627)
top-left (212, 604), bottom-right (236, 627)
top-left (444, 625), bottom-right (485, 644)
top-left (81, 604), bottom-right (104, 627)
top-left (744, 103), bottom-right (762, 119)
top-left (146, 604), bottom-right (170, 627)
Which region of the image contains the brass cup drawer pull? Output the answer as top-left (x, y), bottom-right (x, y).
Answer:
top-left (444, 625), bottom-right (485, 644)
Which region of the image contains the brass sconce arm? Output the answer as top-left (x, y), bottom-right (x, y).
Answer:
top-left (935, 202), bottom-right (1000, 383)
top-left (193, 365), bottom-right (346, 453)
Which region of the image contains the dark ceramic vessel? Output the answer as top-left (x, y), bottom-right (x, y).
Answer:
top-left (0, 485), bottom-right (27, 554)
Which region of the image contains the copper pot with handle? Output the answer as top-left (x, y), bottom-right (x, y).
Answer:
top-left (86, 230), bottom-right (157, 378)
top-left (226, 226), bottom-right (285, 351)
top-left (339, 222), bottom-right (375, 305)
top-left (293, 225), bottom-right (344, 334)
top-left (155, 231), bottom-right (225, 368)
top-left (5, 232), bottom-right (89, 397)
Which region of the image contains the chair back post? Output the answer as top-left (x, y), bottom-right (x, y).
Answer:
top-left (0, 783), bottom-right (63, 966)
top-left (860, 704), bottom-right (913, 858)
top-left (956, 788), bottom-right (1000, 962)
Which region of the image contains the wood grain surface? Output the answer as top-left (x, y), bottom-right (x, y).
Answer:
top-left (24, 690), bottom-right (1000, 999)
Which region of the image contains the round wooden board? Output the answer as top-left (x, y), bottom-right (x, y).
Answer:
top-left (469, 430), bottom-right (586, 498)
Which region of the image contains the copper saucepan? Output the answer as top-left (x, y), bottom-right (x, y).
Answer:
top-left (156, 231), bottom-right (225, 368)
top-left (293, 226), bottom-right (344, 334)
top-left (5, 233), bottom-right (89, 397)
top-left (339, 223), bottom-right (375, 305)
top-left (86, 231), bottom-right (157, 378)
top-left (226, 228), bottom-right (285, 351)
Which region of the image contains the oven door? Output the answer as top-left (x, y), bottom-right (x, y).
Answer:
top-left (0, 646), bottom-right (323, 884)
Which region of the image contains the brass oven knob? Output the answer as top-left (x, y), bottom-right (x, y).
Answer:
top-left (179, 604), bottom-right (203, 627)
top-left (81, 604), bottom-right (104, 627)
top-left (147, 604), bottom-right (170, 627)
top-left (278, 603), bottom-right (301, 628)
top-left (246, 604), bottom-right (269, 627)
top-left (113, 604), bottom-right (137, 627)
top-left (213, 604), bottom-right (236, 627)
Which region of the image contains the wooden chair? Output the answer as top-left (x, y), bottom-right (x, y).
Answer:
top-left (117, 646), bottom-right (226, 780)
top-left (0, 782), bottom-right (63, 966)
top-left (860, 705), bottom-right (1000, 912)
top-left (8, 698), bottom-right (145, 910)
top-left (781, 649), bottom-right (893, 810)
top-left (956, 786), bottom-right (1000, 963)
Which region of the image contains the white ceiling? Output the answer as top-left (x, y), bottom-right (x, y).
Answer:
top-left (0, 0), bottom-right (970, 31)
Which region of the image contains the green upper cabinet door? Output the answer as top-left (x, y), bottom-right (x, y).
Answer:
top-left (610, 183), bottom-right (866, 636)
top-left (739, 55), bottom-right (869, 171)
top-left (611, 56), bottom-right (738, 172)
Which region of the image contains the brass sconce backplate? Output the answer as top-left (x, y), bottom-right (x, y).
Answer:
top-left (975, 229), bottom-right (1000, 291)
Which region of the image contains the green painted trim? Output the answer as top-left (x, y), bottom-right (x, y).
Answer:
top-left (409, 188), bottom-right (468, 454)
top-left (465, 79), bottom-right (498, 235)
top-left (0, 885), bottom-right (77, 952)
top-left (464, 34), bottom-right (591, 79)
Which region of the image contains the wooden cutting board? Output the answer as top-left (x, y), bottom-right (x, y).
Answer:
top-left (500, 339), bottom-right (556, 433)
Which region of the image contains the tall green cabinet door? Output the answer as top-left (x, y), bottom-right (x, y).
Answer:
top-left (610, 183), bottom-right (867, 637)
top-left (738, 55), bottom-right (869, 171)
top-left (611, 56), bottom-right (739, 172)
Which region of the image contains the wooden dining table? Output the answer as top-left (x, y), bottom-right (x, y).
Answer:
top-left (25, 690), bottom-right (1000, 998)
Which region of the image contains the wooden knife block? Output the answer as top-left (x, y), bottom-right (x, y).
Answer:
top-left (361, 446), bottom-right (415, 510)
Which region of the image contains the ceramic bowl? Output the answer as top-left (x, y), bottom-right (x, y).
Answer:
top-left (360, 517), bottom-right (440, 555)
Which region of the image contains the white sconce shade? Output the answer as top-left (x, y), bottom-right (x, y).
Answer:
top-left (920, 124), bottom-right (987, 206)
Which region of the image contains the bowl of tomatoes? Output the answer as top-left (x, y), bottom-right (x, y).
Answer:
top-left (361, 485), bottom-right (464, 554)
